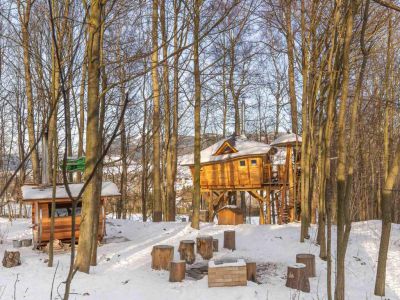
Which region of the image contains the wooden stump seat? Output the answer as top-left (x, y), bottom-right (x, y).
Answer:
top-left (196, 236), bottom-right (213, 260)
top-left (285, 263), bottom-right (310, 293)
top-left (246, 262), bottom-right (257, 282)
top-left (178, 240), bottom-right (196, 264)
top-left (2, 250), bottom-right (21, 268)
top-left (296, 253), bottom-right (316, 278)
top-left (169, 260), bottom-right (186, 282)
top-left (212, 239), bottom-right (218, 252)
top-left (223, 230), bottom-right (235, 250)
top-left (151, 245), bottom-right (174, 270)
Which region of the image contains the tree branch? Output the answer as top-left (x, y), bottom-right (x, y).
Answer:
top-left (373, 0), bottom-right (400, 12)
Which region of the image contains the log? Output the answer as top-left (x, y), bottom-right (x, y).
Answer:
top-left (212, 239), bottom-right (218, 252)
top-left (2, 250), bottom-right (21, 268)
top-left (178, 240), bottom-right (196, 264)
top-left (246, 262), bottom-right (257, 282)
top-left (196, 236), bottom-right (213, 260)
top-left (285, 263), bottom-right (310, 293)
top-left (296, 253), bottom-right (316, 278)
top-left (151, 245), bottom-right (174, 270)
top-left (223, 230), bottom-right (235, 250)
top-left (169, 260), bottom-right (186, 282)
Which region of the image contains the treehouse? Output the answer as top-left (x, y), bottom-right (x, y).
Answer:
top-left (181, 133), bottom-right (302, 225)
top-left (21, 181), bottom-right (120, 247)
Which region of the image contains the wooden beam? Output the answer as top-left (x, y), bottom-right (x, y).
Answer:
top-left (248, 191), bottom-right (265, 225)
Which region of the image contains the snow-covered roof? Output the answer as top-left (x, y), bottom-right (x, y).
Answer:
top-left (218, 205), bottom-right (243, 213)
top-left (21, 181), bottom-right (120, 201)
top-left (180, 135), bottom-right (272, 166)
top-left (209, 259), bottom-right (246, 268)
top-left (270, 133), bottom-right (302, 147)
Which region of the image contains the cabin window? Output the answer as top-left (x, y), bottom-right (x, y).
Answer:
top-left (49, 202), bottom-right (82, 217)
top-left (239, 160), bottom-right (246, 167)
top-left (251, 159), bottom-right (257, 166)
top-left (222, 146), bottom-right (232, 154)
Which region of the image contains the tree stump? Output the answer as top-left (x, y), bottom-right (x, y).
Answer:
top-left (223, 230), bottom-right (235, 250)
top-left (246, 262), bottom-right (257, 282)
top-left (2, 250), bottom-right (21, 268)
top-left (151, 245), bottom-right (174, 270)
top-left (169, 260), bottom-right (186, 282)
top-left (178, 240), bottom-right (196, 264)
top-left (296, 253), bottom-right (316, 278)
top-left (196, 236), bottom-right (213, 260)
top-left (21, 239), bottom-right (32, 247)
top-left (212, 239), bottom-right (218, 252)
top-left (285, 263), bottom-right (310, 293)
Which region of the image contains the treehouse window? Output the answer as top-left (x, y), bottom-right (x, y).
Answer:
top-left (239, 160), bottom-right (246, 167)
top-left (49, 202), bottom-right (82, 217)
top-left (251, 160), bottom-right (257, 166)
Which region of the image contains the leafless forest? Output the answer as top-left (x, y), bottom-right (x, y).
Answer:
top-left (0, 0), bottom-right (400, 299)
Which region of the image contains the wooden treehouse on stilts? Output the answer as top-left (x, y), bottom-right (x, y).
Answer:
top-left (181, 133), bottom-right (301, 225)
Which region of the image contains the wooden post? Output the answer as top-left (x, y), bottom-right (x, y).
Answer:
top-left (223, 230), bottom-right (235, 250)
top-left (178, 240), bottom-right (195, 264)
top-left (212, 239), bottom-right (218, 252)
top-left (208, 191), bottom-right (214, 222)
top-left (151, 245), bottom-right (174, 270)
top-left (196, 236), bottom-right (213, 259)
top-left (266, 187), bottom-right (271, 224)
top-left (285, 263), bottom-right (310, 292)
top-left (169, 260), bottom-right (186, 282)
top-left (246, 262), bottom-right (257, 282)
top-left (282, 186), bottom-right (287, 223)
top-left (287, 146), bottom-right (296, 222)
top-left (296, 253), bottom-right (316, 278)
top-left (276, 191), bottom-right (282, 225)
top-left (258, 199), bottom-right (265, 224)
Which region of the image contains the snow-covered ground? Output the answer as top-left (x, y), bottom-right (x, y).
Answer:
top-left (0, 218), bottom-right (399, 300)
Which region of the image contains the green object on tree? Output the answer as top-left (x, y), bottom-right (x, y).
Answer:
top-left (61, 157), bottom-right (86, 172)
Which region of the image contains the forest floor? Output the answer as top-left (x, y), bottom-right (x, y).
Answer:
top-left (0, 217), bottom-right (399, 300)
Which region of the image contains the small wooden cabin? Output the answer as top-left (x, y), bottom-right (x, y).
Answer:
top-left (218, 206), bottom-right (244, 225)
top-left (21, 181), bottom-right (120, 246)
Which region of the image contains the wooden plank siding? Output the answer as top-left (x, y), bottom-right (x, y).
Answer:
top-left (191, 156), bottom-right (281, 190)
top-left (30, 200), bottom-right (106, 244)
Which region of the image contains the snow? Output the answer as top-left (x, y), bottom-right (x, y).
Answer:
top-left (209, 259), bottom-right (246, 268)
top-left (180, 135), bottom-right (271, 166)
top-left (270, 133), bottom-right (302, 147)
top-left (21, 181), bottom-right (120, 200)
top-left (0, 218), bottom-right (399, 299)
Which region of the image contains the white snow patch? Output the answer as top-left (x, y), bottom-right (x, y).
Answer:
top-left (21, 181), bottom-right (120, 200)
top-left (0, 218), bottom-right (398, 300)
top-left (270, 133), bottom-right (302, 147)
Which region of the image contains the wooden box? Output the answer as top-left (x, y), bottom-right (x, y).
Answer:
top-left (208, 259), bottom-right (247, 287)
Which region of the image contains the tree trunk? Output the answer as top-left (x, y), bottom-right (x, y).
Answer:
top-left (335, 2), bottom-right (356, 299)
top-left (283, 0), bottom-right (298, 135)
top-left (18, 0), bottom-right (40, 184)
top-left (299, 0), bottom-right (309, 242)
top-left (75, 0), bottom-right (104, 274)
top-left (77, 51), bottom-right (87, 183)
top-left (375, 14), bottom-right (397, 297)
top-left (151, 0), bottom-right (162, 222)
top-left (191, 0), bottom-right (201, 230)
